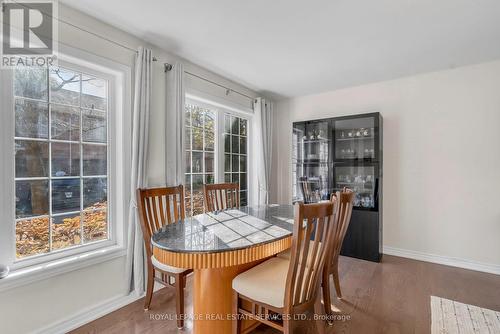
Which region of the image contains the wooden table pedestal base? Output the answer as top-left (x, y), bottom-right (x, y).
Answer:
top-left (193, 262), bottom-right (261, 334)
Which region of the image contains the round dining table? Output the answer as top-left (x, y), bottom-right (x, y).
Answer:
top-left (151, 205), bottom-right (295, 334)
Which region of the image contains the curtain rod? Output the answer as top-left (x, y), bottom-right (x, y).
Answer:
top-left (8, 1), bottom-right (255, 102)
top-left (164, 63), bottom-right (255, 101)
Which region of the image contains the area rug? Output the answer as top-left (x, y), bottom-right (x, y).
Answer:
top-left (431, 296), bottom-right (500, 333)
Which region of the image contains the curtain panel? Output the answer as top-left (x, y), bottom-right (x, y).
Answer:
top-left (252, 97), bottom-right (274, 205)
top-left (126, 47), bottom-right (152, 295)
top-left (165, 63), bottom-right (185, 186)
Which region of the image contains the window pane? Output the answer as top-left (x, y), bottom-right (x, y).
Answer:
top-left (232, 173), bottom-right (239, 184)
top-left (83, 207), bottom-right (107, 243)
top-left (51, 104), bottom-right (80, 141)
top-left (205, 110), bottom-right (215, 132)
top-left (240, 173), bottom-right (247, 191)
top-left (232, 135), bottom-right (239, 154)
top-left (82, 75), bottom-right (107, 110)
top-left (184, 174), bottom-right (192, 215)
top-left (185, 198), bottom-right (192, 217)
top-left (240, 155), bottom-right (247, 173)
top-left (205, 153), bottom-right (214, 173)
top-left (83, 178), bottom-right (107, 209)
top-left (192, 152), bottom-right (203, 173)
top-left (205, 174), bottom-right (214, 184)
top-left (192, 128), bottom-right (203, 150)
top-left (82, 109), bottom-right (106, 143)
top-left (192, 107), bottom-right (203, 128)
top-left (192, 174), bottom-right (204, 192)
top-left (205, 131), bottom-right (214, 151)
top-left (224, 154), bottom-right (231, 172)
top-left (16, 180), bottom-right (49, 218)
top-left (224, 173), bottom-right (231, 183)
top-left (15, 140), bottom-right (49, 178)
top-left (185, 174), bottom-right (191, 192)
top-left (52, 178), bottom-right (80, 213)
top-left (83, 144), bottom-right (107, 175)
top-left (185, 151), bottom-right (191, 173)
top-left (232, 154), bottom-right (239, 172)
top-left (14, 67), bottom-right (48, 101)
top-left (231, 116), bottom-right (239, 134)
top-left (240, 136), bottom-right (247, 154)
top-left (52, 142), bottom-right (80, 177)
top-left (241, 191), bottom-right (248, 206)
top-left (185, 106), bottom-right (191, 127)
top-left (224, 134), bottom-right (230, 153)
top-left (15, 99), bottom-right (49, 138)
top-left (224, 114), bottom-right (231, 133)
top-left (13, 66), bottom-right (110, 258)
top-left (50, 67), bottom-right (80, 106)
top-left (184, 103), bottom-right (217, 216)
top-left (185, 127), bottom-right (191, 150)
top-left (16, 217), bottom-right (49, 258)
top-left (192, 175), bottom-right (204, 215)
top-left (52, 213), bottom-right (81, 250)
top-left (240, 119), bottom-right (247, 136)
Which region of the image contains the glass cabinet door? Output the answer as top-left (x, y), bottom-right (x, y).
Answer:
top-left (292, 121), bottom-right (331, 203)
top-left (334, 165), bottom-right (378, 209)
top-left (334, 116), bottom-right (377, 160)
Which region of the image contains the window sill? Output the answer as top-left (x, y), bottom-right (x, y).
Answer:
top-left (0, 245), bottom-right (127, 293)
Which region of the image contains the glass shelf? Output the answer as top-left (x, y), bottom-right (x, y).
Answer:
top-left (336, 136), bottom-right (374, 141)
top-left (292, 120), bottom-right (330, 203)
top-left (301, 139), bottom-right (330, 144)
top-left (335, 117), bottom-right (376, 161)
top-left (335, 165), bottom-right (376, 209)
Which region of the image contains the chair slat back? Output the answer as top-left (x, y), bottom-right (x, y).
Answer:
top-left (330, 188), bottom-right (355, 265)
top-left (203, 183), bottom-right (240, 212)
top-left (136, 185), bottom-right (185, 254)
top-left (284, 200), bottom-right (337, 310)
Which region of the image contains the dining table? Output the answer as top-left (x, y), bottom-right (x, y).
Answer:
top-left (151, 204), bottom-right (295, 334)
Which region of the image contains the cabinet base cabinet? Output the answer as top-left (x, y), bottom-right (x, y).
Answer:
top-left (340, 209), bottom-right (382, 262)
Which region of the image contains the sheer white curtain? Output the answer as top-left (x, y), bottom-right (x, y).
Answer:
top-left (252, 98), bottom-right (274, 205)
top-left (126, 47), bottom-right (152, 295)
top-left (165, 62), bottom-right (185, 186)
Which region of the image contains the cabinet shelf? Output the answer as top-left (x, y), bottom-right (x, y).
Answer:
top-left (336, 181), bottom-right (374, 187)
top-left (301, 139), bottom-right (330, 144)
top-left (336, 136), bottom-right (374, 141)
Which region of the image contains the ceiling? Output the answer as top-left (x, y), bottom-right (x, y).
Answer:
top-left (61, 0), bottom-right (500, 98)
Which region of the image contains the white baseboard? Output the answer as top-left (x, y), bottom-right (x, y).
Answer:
top-left (383, 246), bottom-right (500, 276)
top-left (37, 284), bottom-right (164, 334)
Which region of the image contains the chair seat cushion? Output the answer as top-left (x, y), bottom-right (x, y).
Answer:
top-left (232, 257), bottom-right (289, 308)
top-left (151, 255), bottom-right (188, 274)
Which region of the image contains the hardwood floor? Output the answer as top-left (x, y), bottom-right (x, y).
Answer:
top-left (71, 255), bottom-right (500, 334)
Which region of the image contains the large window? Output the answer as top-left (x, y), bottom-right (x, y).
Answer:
top-left (224, 114), bottom-right (248, 206)
top-left (13, 65), bottom-right (108, 259)
top-left (184, 103), bottom-right (215, 216)
top-left (184, 99), bottom-right (250, 216)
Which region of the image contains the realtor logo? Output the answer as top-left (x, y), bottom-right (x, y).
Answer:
top-left (1, 0), bottom-right (58, 68)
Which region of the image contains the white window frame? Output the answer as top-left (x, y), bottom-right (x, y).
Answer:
top-left (185, 94), bottom-right (254, 208)
top-left (0, 44), bottom-right (131, 286)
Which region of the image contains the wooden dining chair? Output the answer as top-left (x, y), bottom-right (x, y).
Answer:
top-left (232, 200), bottom-right (337, 333)
top-left (203, 183), bottom-right (240, 212)
top-left (136, 185), bottom-right (193, 329)
top-left (322, 188), bottom-right (355, 319)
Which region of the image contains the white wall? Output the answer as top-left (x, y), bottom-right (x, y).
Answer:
top-left (0, 4), bottom-right (257, 333)
top-left (273, 60), bottom-right (500, 268)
